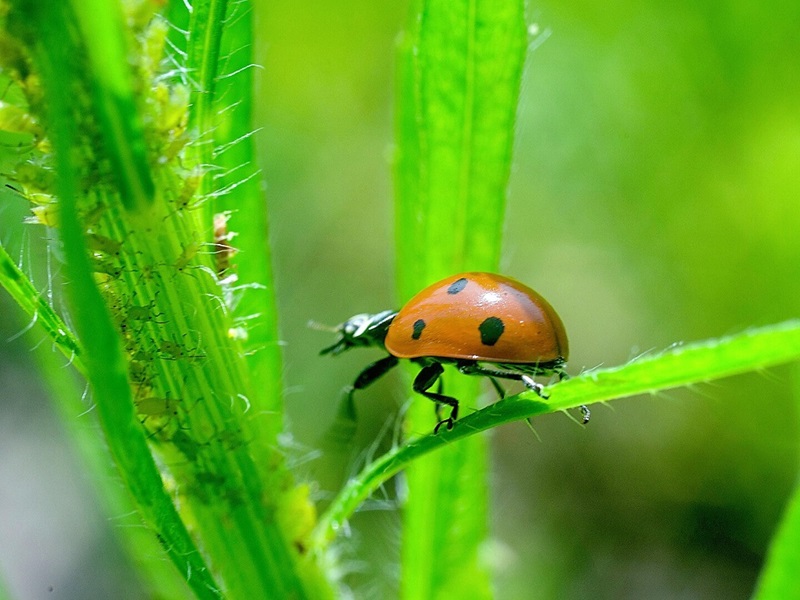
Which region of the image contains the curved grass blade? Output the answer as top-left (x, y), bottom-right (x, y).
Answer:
top-left (314, 321), bottom-right (800, 548)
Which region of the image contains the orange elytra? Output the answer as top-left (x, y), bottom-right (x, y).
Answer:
top-left (384, 272), bottom-right (568, 364)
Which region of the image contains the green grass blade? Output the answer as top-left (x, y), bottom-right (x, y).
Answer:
top-left (752, 365), bottom-right (800, 600)
top-left (193, 4), bottom-right (331, 592)
top-left (209, 0), bottom-right (286, 442)
top-left (0, 243), bottom-right (84, 376)
top-left (186, 0), bottom-right (228, 144)
top-left (394, 0), bottom-right (527, 597)
top-left (178, 1), bottom-right (331, 594)
top-left (394, 0), bottom-right (526, 288)
top-left (753, 477), bottom-right (800, 599)
top-left (314, 320), bottom-right (800, 549)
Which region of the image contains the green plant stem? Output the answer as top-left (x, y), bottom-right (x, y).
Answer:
top-left (28, 319), bottom-right (193, 599)
top-left (70, 0), bottom-right (154, 210)
top-left (177, 0), bottom-right (330, 594)
top-left (394, 0), bottom-right (527, 596)
top-left (4, 0), bottom-right (327, 595)
top-left (32, 2), bottom-right (222, 596)
top-left (314, 320), bottom-right (800, 548)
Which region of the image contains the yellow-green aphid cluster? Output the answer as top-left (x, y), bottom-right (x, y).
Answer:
top-left (0, 5), bottom-right (215, 457)
top-left (2, 5), bottom-right (328, 594)
top-left (0, 11), bottom-right (55, 225)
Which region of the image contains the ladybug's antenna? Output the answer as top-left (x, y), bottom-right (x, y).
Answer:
top-left (310, 320), bottom-right (349, 356)
top-left (307, 320), bottom-right (338, 333)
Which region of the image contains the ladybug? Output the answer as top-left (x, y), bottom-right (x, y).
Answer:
top-left (321, 272), bottom-right (585, 433)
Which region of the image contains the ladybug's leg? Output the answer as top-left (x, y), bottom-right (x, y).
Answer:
top-left (412, 362), bottom-right (459, 434)
top-left (353, 355), bottom-right (400, 391)
top-left (434, 378), bottom-right (445, 422)
top-left (545, 370), bottom-right (589, 423)
top-left (457, 363), bottom-right (547, 397)
top-left (332, 355), bottom-right (399, 429)
top-left (460, 363), bottom-right (590, 425)
top-left (334, 355), bottom-right (400, 427)
top-left (519, 375), bottom-right (548, 397)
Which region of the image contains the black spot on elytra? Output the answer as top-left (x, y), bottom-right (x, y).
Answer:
top-left (479, 316), bottom-right (504, 346)
top-left (412, 319), bottom-right (426, 340)
top-left (447, 277), bottom-right (468, 294)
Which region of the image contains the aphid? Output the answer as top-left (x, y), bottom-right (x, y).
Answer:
top-left (165, 170), bottom-right (203, 216)
top-left (158, 339), bottom-right (185, 359)
top-left (25, 203), bottom-right (59, 227)
top-left (169, 429), bottom-right (203, 462)
top-left (0, 32), bottom-right (31, 83)
top-left (86, 232), bottom-right (123, 256)
top-left (0, 100), bottom-right (43, 138)
top-left (173, 240), bottom-right (201, 274)
top-left (158, 336), bottom-right (205, 361)
top-left (131, 261), bottom-right (159, 286)
top-left (323, 272), bottom-right (586, 433)
top-left (14, 161), bottom-right (56, 194)
top-left (135, 392), bottom-right (187, 442)
top-left (81, 202), bottom-right (106, 228)
top-left (128, 359), bottom-right (153, 386)
top-left (135, 395), bottom-right (180, 418)
top-left (91, 257), bottom-right (123, 279)
top-left (126, 295), bottom-right (167, 324)
top-left (153, 82), bottom-right (190, 135)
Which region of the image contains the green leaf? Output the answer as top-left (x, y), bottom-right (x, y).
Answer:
top-left (393, 0), bottom-right (527, 597)
top-left (394, 0), bottom-right (526, 288)
top-left (754, 479), bottom-right (800, 600)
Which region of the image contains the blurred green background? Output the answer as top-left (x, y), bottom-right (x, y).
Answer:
top-left (1, 0), bottom-right (799, 598)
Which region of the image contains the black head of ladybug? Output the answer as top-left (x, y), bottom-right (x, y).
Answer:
top-left (319, 309), bottom-right (397, 356)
